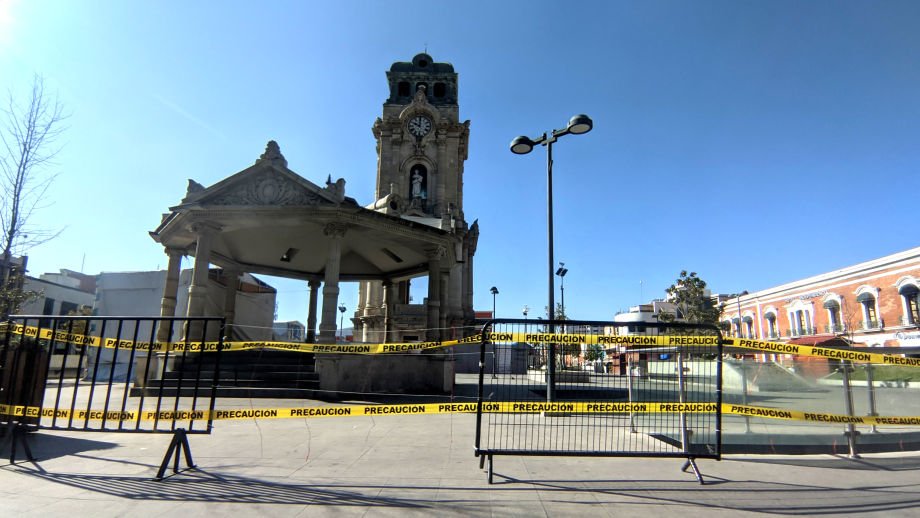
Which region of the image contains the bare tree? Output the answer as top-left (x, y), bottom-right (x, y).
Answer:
top-left (0, 75), bottom-right (67, 316)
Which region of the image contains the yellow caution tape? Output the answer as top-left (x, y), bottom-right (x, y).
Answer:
top-left (722, 403), bottom-right (920, 426)
top-left (1, 323), bottom-right (483, 354)
top-left (4, 323), bottom-right (919, 368)
top-left (3, 401), bottom-right (919, 426)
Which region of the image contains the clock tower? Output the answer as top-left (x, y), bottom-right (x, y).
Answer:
top-left (372, 53), bottom-right (469, 219)
top-left (355, 53), bottom-right (478, 344)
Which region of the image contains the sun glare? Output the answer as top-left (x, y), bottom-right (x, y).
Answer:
top-left (0, 0), bottom-right (18, 50)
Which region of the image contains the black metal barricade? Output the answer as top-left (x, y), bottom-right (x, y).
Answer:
top-left (0, 315), bottom-right (224, 478)
top-left (475, 319), bottom-right (723, 484)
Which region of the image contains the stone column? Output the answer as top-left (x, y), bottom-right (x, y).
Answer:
top-left (318, 222), bottom-right (347, 343)
top-left (426, 246), bottom-right (445, 341)
top-left (382, 279), bottom-right (393, 342)
top-left (222, 269), bottom-right (240, 339)
top-left (185, 223), bottom-right (219, 339)
top-left (448, 263), bottom-right (462, 323)
top-left (156, 247), bottom-right (184, 343)
top-left (439, 271), bottom-right (449, 338)
top-left (306, 279), bottom-right (320, 342)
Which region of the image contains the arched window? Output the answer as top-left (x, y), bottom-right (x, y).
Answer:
top-left (900, 284), bottom-right (920, 325)
top-left (823, 299), bottom-right (842, 333)
top-left (856, 291), bottom-right (879, 329)
top-left (764, 312), bottom-right (778, 338)
top-left (397, 81), bottom-right (410, 97)
top-left (742, 315), bottom-right (754, 339)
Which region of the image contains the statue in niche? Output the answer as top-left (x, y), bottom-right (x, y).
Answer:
top-left (409, 164), bottom-right (427, 210)
top-left (411, 170), bottom-right (423, 198)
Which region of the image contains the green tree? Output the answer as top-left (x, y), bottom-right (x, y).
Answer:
top-left (659, 270), bottom-right (720, 327)
top-left (585, 343), bottom-right (605, 362)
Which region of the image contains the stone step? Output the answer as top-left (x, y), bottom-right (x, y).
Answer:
top-left (163, 369), bottom-right (318, 380)
top-left (129, 386), bottom-right (326, 399)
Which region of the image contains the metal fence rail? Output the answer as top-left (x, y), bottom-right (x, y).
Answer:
top-left (475, 318), bottom-right (723, 484)
top-left (0, 315), bottom-right (224, 478)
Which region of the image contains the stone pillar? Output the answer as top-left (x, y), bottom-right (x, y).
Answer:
top-left (222, 269), bottom-right (241, 339)
top-left (465, 246), bottom-right (475, 319)
top-left (318, 222), bottom-right (347, 343)
top-left (439, 271), bottom-right (449, 338)
top-left (397, 280), bottom-right (408, 305)
top-left (307, 279), bottom-right (320, 342)
top-left (156, 247), bottom-right (184, 343)
top-left (185, 223), bottom-right (219, 339)
top-left (448, 263), bottom-right (462, 323)
top-left (382, 279), bottom-right (393, 342)
top-left (426, 246), bottom-right (445, 341)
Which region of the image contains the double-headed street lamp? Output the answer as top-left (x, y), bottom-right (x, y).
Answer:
top-left (338, 304), bottom-right (347, 342)
top-left (511, 114), bottom-right (593, 402)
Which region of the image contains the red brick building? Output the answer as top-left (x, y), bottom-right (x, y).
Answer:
top-left (720, 246), bottom-right (920, 350)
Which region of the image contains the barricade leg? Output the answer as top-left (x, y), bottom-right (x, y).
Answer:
top-left (681, 457), bottom-right (705, 484)
top-left (487, 454), bottom-right (494, 484)
top-left (6, 424), bottom-right (35, 465)
top-left (155, 428), bottom-right (195, 480)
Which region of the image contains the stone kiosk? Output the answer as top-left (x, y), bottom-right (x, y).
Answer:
top-left (150, 53), bottom-right (478, 395)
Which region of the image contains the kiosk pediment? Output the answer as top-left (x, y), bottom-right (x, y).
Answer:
top-left (179, 141), bottom-right (349, 209)
top-left (203, 169), bottom-right (327, 207)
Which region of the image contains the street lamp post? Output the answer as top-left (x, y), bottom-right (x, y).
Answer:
top-left (732, 290), bottom-right (750, 433)
top-left (338, 304), bottom-right (346, 342)
top-left (522, 304), bottom-right (530, 333)
top-left (511, 114), bottom-right (593, 402)
top-left (489, 286), bottom-right (499, 377)
top-left (555, 263), bottom-right (569, 366)
top-left (490, 286), bottom-right (499, 319)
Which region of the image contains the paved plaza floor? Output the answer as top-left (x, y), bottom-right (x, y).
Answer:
top-left (1, 406), bottom-right (919, 517)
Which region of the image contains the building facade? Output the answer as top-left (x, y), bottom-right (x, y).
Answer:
top-left (720, 246), bottom-right (920, 349)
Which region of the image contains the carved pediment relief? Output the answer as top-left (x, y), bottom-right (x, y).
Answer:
top-left (205, 170), bottom-right (326, 207)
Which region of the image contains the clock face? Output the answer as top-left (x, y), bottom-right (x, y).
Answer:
top-left (408, 115), bottom-right (432, 137)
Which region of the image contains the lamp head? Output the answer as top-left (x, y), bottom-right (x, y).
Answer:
top-left (490, 286), bottom-right (499, 295)
top-left (567, 114), bottom-right (593, 135)
top-left (510, 136), bottom-right (535, 155)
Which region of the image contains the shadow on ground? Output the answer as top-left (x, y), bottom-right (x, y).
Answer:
top-left (5, 460), bottom-right (920, 515)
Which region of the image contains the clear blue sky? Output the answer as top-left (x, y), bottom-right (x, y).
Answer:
top-left (2, 0), bottom-right (919, 326)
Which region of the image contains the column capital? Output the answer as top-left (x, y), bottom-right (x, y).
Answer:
top-left (323, 221), bottom-right (348, 238)
top-left (188, 221), bottom-right (223, 235)
top-left (308, 279), bottom-right (322, 289)
top-left (425, 245), bottom-right (446, 261)
top-left (164, 246), bottom-right (185, 259)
